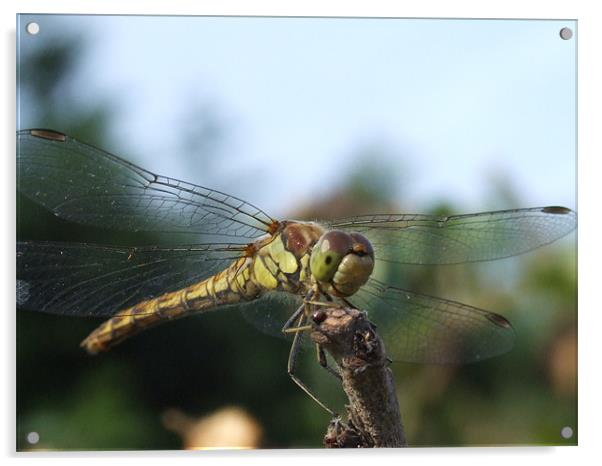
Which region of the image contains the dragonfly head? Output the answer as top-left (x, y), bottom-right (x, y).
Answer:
top-left (310, 230), bottom-right (374, 297)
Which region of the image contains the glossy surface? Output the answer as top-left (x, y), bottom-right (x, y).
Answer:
top-left (16, 129), bottom-right (577, 364)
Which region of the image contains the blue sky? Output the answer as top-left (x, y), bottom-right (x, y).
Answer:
top-left (18, 15), bottom-right (576, 218)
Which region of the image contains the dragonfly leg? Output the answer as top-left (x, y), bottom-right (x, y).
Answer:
top-left (287, 312), bottom-right (338, 416)
top-left (281, 303), bottom-right (305, 333)
top-left (316, 343), bottom-right (341, 381)
top-left (283, 324), bottom-right (313, 334)
top-left (305, 300), bottom-right (340, 307)
top-left (282, 289), bottom-right (323, 334)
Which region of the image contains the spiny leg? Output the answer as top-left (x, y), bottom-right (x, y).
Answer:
top-left (281, 288), bottom-right (319, 333)
top-left (281, 303), bottom-right (305, 333)
top-left (287, 312), bottom-right (337, 416)
top-left (283, 292), bottom-right (320, 334)
top-left (305, 300), bottom-right (339, 307)
top-left (291, 296), bottom-right (342, 380)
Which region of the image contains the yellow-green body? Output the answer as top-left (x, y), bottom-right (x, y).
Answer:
top-left (81, 221), bottom-right (325, 354)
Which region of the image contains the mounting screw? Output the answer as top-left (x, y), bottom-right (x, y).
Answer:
top-left (559, 27), bottom-right (573, 40)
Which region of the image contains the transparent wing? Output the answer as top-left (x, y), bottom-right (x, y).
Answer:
top-left (17, 241), bottom-right (245, 317)
top-left (349, 278), bottom-right (515, 364)
top-left (239, 292), bottom-right (310, 345)
top-left (17, 129), bottom-right (275, 240)
top-left (325, 207), bottom-right (576, 265)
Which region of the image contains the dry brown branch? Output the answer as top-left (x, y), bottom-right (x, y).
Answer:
top-left (310, 307), bottom-right (407, 448)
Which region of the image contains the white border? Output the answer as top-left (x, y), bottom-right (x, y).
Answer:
top-left (3, 1), bottom-right (600, 465)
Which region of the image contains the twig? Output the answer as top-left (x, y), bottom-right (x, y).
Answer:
top-left (310, 307), bottom-right (407, 448)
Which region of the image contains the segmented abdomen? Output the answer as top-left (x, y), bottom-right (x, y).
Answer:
top-left (81, 256), bottom-right (256, 354)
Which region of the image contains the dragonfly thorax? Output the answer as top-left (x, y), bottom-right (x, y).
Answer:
top-left (309, 230), bottom-right (375, 297)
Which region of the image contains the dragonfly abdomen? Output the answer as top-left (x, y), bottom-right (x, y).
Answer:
top-left (81, 256), bottom-right (260, 354)
top-left (80, 228), bottom-right (319, 354)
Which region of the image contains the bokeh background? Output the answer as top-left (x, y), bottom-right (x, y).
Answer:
top-left (16, 15), bottom-right (576, 449)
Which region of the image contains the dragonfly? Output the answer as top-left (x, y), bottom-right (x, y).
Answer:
top-left (16, 129), bottom-right (576, 412)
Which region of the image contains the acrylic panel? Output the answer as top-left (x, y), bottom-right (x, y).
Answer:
top-left (16, 15), bottom-right (577, 450)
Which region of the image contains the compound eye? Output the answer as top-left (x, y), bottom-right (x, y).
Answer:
top-left (310, 231), bottom-right (353, 282)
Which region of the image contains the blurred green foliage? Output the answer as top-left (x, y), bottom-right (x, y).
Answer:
top-left (16, 28), bottom-right (576, 450)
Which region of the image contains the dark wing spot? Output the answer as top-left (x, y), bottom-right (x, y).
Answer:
top-left (30, 129), bottom-right (67, 142)
top-left (325, 256), bottom-right (332, 265)
top-left (542, 206), bottom-right (572, 215)
top-left (486, 312), bottom-right (513, 329)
